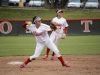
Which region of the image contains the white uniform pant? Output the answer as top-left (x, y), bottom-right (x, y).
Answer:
top-left (50, 31), bottom-right (63, 46)
top-left (30, 39), bottom-right (61, 60)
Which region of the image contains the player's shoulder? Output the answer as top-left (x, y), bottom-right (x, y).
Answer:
top-left (52, 17), bottom-right (66, 20)
top-left (61, 17), bottom-right (66, 20)
top-left (52, 17), bottom-right (57, 19)
top-left (32, 24), bottom-right (35, 26)
top-left (41, 23), bottom-right (49, 27)
top-left (26, 24), bottom-right (35, 27)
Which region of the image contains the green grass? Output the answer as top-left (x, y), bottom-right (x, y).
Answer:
top-left (59, 35), bottom-right (100, 54)
top-left (0, 7), bottom-right (100, 20)
top-left (0, 35), bottom-right (100, 56)
top-left (0, 7), bottom-right (100, 56)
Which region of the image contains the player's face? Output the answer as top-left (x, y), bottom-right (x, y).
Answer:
top-left (58, 12), bottom-right (63, 17)
top-left (35, 20), bottom-right (41, 25)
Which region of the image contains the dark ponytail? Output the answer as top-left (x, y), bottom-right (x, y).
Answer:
top-left (32, 16), bottom-right (37, 24)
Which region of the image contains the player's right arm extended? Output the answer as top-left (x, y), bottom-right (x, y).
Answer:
top-left (22, 21), bottom-right (32, 28)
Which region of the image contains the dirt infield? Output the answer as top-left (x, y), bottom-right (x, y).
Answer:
top-left (0, 55), bottom-right (100, 75)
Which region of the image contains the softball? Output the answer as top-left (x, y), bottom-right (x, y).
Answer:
top-left (27, 22), bottom-right (32, 26)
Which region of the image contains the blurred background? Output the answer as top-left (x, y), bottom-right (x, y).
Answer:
top-left (0, 0), bottom-right (100, 9)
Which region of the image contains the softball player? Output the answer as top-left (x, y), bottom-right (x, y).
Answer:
top-left (43, 10), bottom-right (69, 60)
top-left (20, 16), bottom-right (70, 68)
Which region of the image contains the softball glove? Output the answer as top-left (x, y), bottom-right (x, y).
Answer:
top-left (61, 33), bottom-right (66, 39)
top-left (50, 22), bottom-right (57, 31)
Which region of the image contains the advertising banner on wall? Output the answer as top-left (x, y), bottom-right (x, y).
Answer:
top-left (0, 19), bottom-right (100, 36)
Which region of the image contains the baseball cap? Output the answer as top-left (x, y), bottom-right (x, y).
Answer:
top-left (56, 10), bottom-right (63, 14)
top-left (34, 16), bottom-right (42, 22)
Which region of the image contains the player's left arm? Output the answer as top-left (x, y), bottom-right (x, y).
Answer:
top-left (64, 27), bottom-right (68, 34)
top-left (63, 20), bottom-right (69, 34)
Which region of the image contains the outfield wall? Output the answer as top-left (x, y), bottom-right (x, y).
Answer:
top-left (0, 19), bottom-right (100, 36)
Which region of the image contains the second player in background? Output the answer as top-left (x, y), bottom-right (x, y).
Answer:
top-left (43, 9), bottom-right (69, 60)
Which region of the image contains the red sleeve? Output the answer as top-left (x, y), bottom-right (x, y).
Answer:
top-left (22, 23), bottom-right (27, 28)
top-left (64, 27), bottom-right (68, 34)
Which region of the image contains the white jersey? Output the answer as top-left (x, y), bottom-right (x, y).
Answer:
top-left (52, 17), bottom-right (69, 33)
top-left (26, 23), bottom-right (51, 42)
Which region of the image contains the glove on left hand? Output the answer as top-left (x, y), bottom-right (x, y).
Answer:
top-left (61, 33), bottom-right (66, 39)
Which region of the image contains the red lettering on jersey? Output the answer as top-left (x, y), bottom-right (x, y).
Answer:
top-left (81, 20), bottom-right (92, 32)
top-left (0, 21), bottom-right (12, 34)
top-left (52, 22), bottom-right (62, 29)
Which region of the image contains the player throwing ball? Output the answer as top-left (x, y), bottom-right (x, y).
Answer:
top-left (43, 10), bottom-right (69, 60)
top-left (20, 16), bottom-right (70, 68)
